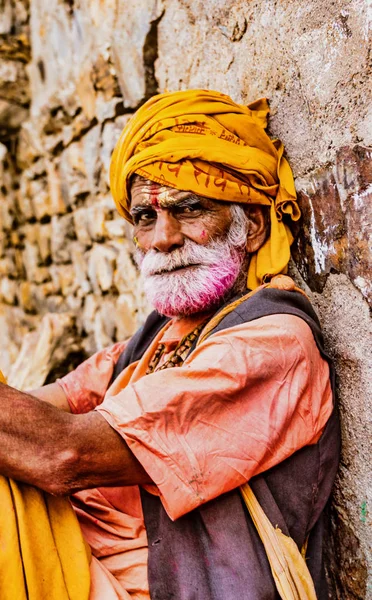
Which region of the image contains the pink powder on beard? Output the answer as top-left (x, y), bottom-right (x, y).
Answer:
top-left (151, 252), bottom-right (241, 316)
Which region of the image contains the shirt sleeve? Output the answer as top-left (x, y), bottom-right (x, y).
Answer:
top-left (95, 315), bottom-right (333, 520)
top-left (57, 341), bottom-right (128, 414)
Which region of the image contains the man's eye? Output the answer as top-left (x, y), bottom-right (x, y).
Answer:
top-left (133, 211), bottom-right (156, 224)
top-left (176, 204), bottom-right (202, 215)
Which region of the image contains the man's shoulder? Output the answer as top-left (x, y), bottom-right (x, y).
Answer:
top-left (208, 285), bottom-right (324, 352)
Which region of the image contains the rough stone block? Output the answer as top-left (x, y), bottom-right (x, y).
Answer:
top-left (0, 58), bottom-right (29, 105)
top-left (82, 124), bottom-right (102, 194)
top-left (112, 0), bottom-right (164, 107)
top-left (0, 304), bottom-right (39, 376)
top-left (22, 242), bottom-right (40, 281)
top-left (50, 263), bottom-right (76, 296)
top-left (0, 277), bottom-right (17, 304)
top-left (115, 292), bottom-right (139, 340)
top-left (50, 214), bottom-right (75, 264)
top-left (0, 193), bottom-right (14, 231)
top-left (92, 52), bottom-right (121, 102)
top-left (81, 293), bottom-right (98, 335)
top-left (28, 0), bottom-right (117, 124)
top-left (61, 110), bottom-right (93, 148)
top-left (94, 296), bottom-right (117, 346)
top-left (73, 207), bottom-right (92, 247)
top-left (22, 223), bottom-right (37, 244)
top-left (104, 218), bottom-right (128, 240)
top-left (59, 141), bottom-right (91, 207)
top-left (30, 178), bottom-right (52, 221)
top-left (47, 161), bottom-right (68, 216)
top-left (87, 243), bottom-right (117, 293)
top-left (6, 312), bottom-right (77, 390)
top-left (18, 281), bottom-right (36, 313)
top-left (35, 293), bottom-right (65, 314)
top-left (114, 243), bottom-right (139, 294)
top-left (0, 0), bottom-right (13, 34)
top-left (95, 94), bottom-right (122, 123)
top-left (14, 248), bottom-right (25, 278)
top-left (17, 176), bottom-right (35, 220)
top-left (86, 204), bottom-right (107, 242)
top-left (0, 4), bottom-right (29, 37)
top-left (35, 222), bottom-right (52, 263)
top-left (294, 145), bottom-right (372, 305)
top-left (65, 293), bottom-right (83, 313)
top-left (157, 0), bottom-right (371, 174)
top-left (76, 68), bottom-right (96, 121)
top-left (71, 241), bottom-right (91, 295)
top-left (0, 98), bottom-right (28, 137)
top-left (313, 274), bottom-right (371, 600)
top-left (100, 115), bottom-right (132, 187)
top-left (16, 120), bottom-right (42, 169)
top-left (0, 256), bottom-right (16, 277)
top-left (73, 204), bottom-right (108, 245)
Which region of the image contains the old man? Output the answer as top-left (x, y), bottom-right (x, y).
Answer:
top-left (0, 90), bottom-right (339, 599)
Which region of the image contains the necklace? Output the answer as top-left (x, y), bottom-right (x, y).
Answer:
top-left (146, 320), bottom-right (208, 375)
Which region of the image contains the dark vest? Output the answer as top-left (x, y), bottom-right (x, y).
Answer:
top-left (113, 288), bottom-right (340, 600)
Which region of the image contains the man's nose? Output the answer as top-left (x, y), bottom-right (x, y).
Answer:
top-left (150, 211), bottom-right (184, 253)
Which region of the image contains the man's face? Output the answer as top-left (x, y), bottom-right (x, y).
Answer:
top-left (130, 177), bottom-right (233, 252)
top-left (130, 176), bottom-right (249, 317)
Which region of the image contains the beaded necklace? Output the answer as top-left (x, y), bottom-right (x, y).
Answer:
top-left (146, 320), bottom-right (208, 375)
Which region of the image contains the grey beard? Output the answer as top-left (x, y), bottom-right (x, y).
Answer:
top-left (134, 204), bottom-right (250, 316)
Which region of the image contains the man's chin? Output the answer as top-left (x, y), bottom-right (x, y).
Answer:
top-left (144, 281), bottom-right (234, 318)
top-left (150, 296), bottom-right (214, 318)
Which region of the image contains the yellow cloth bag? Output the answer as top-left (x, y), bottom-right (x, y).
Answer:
top-left (0, 370), bottom-right (90, 600)
top-left (109, 89), bottom-right (301, 289)
top-left (241, 483), bottom-right (317, 600)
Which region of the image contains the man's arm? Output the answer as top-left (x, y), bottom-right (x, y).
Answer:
top-left (28, 383), bottom-right (71, 412)
top-left (96, 315), bottom-right (334, 520)
top-left (0, 382), bottom-right (151, 495)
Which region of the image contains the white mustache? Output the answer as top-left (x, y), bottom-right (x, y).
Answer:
top-left (135, 237), bottom-right (230, 277)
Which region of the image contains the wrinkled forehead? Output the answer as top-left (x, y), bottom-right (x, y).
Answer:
top-left (130, 174), bottom-right (194, 208)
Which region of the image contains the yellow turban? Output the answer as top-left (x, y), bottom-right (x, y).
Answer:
top-left (110, 89), bottom-right (300, 289)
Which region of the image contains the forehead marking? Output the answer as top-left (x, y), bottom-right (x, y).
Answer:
top-left (149, 181), bottom-right (160, 208)
top-left (133, 177), bottom-right (197, 210)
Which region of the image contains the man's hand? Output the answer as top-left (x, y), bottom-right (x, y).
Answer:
top-left (0, 382), bottom-right (151, 495)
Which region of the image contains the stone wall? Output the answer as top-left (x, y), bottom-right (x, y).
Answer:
top-left (0, 1), bottom-right (371, 597)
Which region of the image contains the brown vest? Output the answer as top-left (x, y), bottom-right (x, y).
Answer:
top-left (113, 288), bottom-right (340, 600)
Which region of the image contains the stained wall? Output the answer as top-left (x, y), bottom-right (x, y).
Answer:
top-left (0, 1), bottom-right (371, 597)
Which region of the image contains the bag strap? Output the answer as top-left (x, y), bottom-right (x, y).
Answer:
top-left (240, 483), bottom-right (317, 600)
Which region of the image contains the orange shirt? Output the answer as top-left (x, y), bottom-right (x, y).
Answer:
top-left (58, 313), bottom-right (333, 600)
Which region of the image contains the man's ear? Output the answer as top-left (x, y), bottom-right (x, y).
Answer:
top-left (244, 206), bottom-right (269, 253)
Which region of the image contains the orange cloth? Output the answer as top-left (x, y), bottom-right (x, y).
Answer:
top-left (58, 314), bottom-right (333, 599)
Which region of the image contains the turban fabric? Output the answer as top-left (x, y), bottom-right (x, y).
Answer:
top-left (110, 89), bottom-right (300, 289)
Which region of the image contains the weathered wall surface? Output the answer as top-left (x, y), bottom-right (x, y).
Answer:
top-left (0, 0), bottom-right (371, 597)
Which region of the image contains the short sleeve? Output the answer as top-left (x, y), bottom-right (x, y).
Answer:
top-left (96, 315), bottom-right (333, 520)
top-left (58, 341), bottom-right (127, 414)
